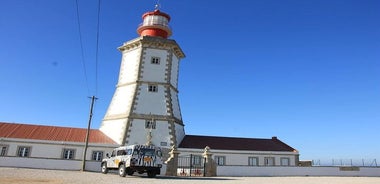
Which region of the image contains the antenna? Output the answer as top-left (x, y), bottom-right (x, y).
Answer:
top-left (155, 0), bottom-right (161, 10)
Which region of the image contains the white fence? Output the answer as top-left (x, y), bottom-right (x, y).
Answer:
top-left (312, 159), bottom-right (378, 167)
top-left (217, 166), bottom-right (380, 177)
top-left (0, 156), bottom-right (168, 174)
top-left (2, 156), bottom-right (380, 177)
top-left (0, 156), bottom-right (101, 172)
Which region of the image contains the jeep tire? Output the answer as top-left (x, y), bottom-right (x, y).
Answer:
top-left (101, 163), bottom-right (108, 174)
top-left (119, 164), bottom-right (127, 177)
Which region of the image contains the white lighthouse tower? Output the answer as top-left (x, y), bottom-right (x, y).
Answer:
top-left (100, 7), bottom-right (185, 148)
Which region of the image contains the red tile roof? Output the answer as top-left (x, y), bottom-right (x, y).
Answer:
top-left (0, 122), bottom-right (116, 144)
top-left (179, 135), bottom-right (297, 152)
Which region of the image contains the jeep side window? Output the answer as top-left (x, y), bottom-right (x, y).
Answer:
top-left (111, 150), bottom-right (115, 157)
top-left (126, 149), bottom-right (133, 155)
top-left (117, 150), bottom-right (127, 156)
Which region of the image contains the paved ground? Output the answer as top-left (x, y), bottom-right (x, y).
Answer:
top-left (1, 167), bottom-right (380, 184)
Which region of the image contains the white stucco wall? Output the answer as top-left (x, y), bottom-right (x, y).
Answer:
top-left (99, 119), bottom-right (127, 144)
top-left (142, 48), bottom-right (167, 83)
top-left (170, 88), bottom-right (181, 120)
top-left (134, 84), bottom-right (167, 115)
top-left (118, 48), bottom-right (141, 84)
top-left (127, 119), bottom-right (171, 146)
top-left (103, 84), bottom-right (136, 116)
top-left (217, 166), bottom-right (380, 177)
top-left (175, 124), bottom-right (185, 146)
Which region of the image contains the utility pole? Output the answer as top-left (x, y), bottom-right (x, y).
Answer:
top-left (82, 96), bottom-right (98, 171)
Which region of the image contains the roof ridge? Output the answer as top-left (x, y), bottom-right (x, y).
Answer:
top-left (0, 121), bottom-right (93, 130)
top-left (0, 122), bottom-right (116, 144)
top-left (186, 134), bottom-right (270, 140)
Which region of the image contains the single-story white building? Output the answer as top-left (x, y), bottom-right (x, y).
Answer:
top-left (178, 135), bottom-right (299, 167)
top-left (0, 122), bottom-right (117, 171)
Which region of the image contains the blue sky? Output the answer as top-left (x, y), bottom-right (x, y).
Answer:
top-left (1, 0), bottom-right (379, 161)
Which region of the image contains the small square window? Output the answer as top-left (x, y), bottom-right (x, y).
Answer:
top-left (63, 149), bottom-right (75, 160)
top-left (1, 145), bottom-right (8, 156)
top-left (148, 85), bottom-right (158, 92)
top-left (215, 156), bottom-right (226, 166)
top-left (17, 146), bottom-right (31, 157)
top-left (264, 157), bottom-right (275, 166)
top-left (192, 155), bottom-right (203, 166)
top-left (145, 120), bottom-right (156, 129)
top-left (248, 157), bottom-right (258, 166)
top-left (151, 57), bottom-right (160, 64)
top-left (92, 151), bottom-right (103, 161)
top-left (281, 157), bottom-right (290, 166)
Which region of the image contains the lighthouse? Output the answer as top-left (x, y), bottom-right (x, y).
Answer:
top-left (99, 7), bottom-right (185, 148)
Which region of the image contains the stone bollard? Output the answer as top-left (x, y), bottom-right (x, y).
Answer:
top-left (202, 146), bottom-right (217, 177)
top-left (165, 145), bottom-right (180, 176)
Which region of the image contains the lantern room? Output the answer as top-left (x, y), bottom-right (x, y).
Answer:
top-left (137, 9), bottom-right (172, 39)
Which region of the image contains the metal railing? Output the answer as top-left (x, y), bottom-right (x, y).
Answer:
top-left (312, 159), bottom-right (378, 167)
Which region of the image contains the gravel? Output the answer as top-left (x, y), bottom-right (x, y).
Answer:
top-left (1, 167), bottom-right (379, 184)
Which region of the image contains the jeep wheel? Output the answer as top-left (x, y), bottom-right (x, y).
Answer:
top-left (119, 164), bottom-right (126, 177)
top-left (147, 171), bottom-right (156, 178)
top-left (101, 163), bottom-right (108, 174)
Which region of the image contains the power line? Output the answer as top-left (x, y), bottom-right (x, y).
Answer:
top-left (75, 0), bottom-right (90, 95)
top-left (94, 0), bottom-right (101, 96)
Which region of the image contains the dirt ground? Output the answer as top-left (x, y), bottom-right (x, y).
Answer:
top-left (1, 167), bottom-right (380, 184)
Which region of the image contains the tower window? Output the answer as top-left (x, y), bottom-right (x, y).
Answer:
top-left (145, 120), bottom-right (156, 129)
top-left (148, 85), bottom-right (158, 92)
top-left (151, 57), bottom-right (160, 64)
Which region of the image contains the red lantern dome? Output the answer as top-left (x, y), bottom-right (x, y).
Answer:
top-left (137, 9), bottom-right (172, 39)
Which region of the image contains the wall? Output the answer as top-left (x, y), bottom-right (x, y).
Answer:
top-left (217, 166), bottom-right (380, 177)
top-left (0, 156), bottom-right (101, 172)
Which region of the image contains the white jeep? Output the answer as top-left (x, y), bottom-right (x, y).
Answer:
top-left (101, 144), bottom-right (163, 178)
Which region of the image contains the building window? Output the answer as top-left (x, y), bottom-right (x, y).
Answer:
top-left (62, 149), bottom-right (75, 160)
top-left (1, 145), bottom-right (8, 156)
top-left (248, 157), bottom-right (259, 166)
top-left (92, 151), bottom-right (104, 161)
top-left (281, 157), bottom-right (290, 166)
top-left (192, 155), bottom-right (202, 166)
top-left (215, 156), bottom-right (226, 166)
top-left (151, 57), bottom-right (160, 64)
top-left (264, 157), bottom-right (275, 166)
top-left (145, 120), bottom-right (156, 129)
top-left (148, 85), bottom-right (158, 92)
top-left (17, 146), bottom-right (31, 157)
